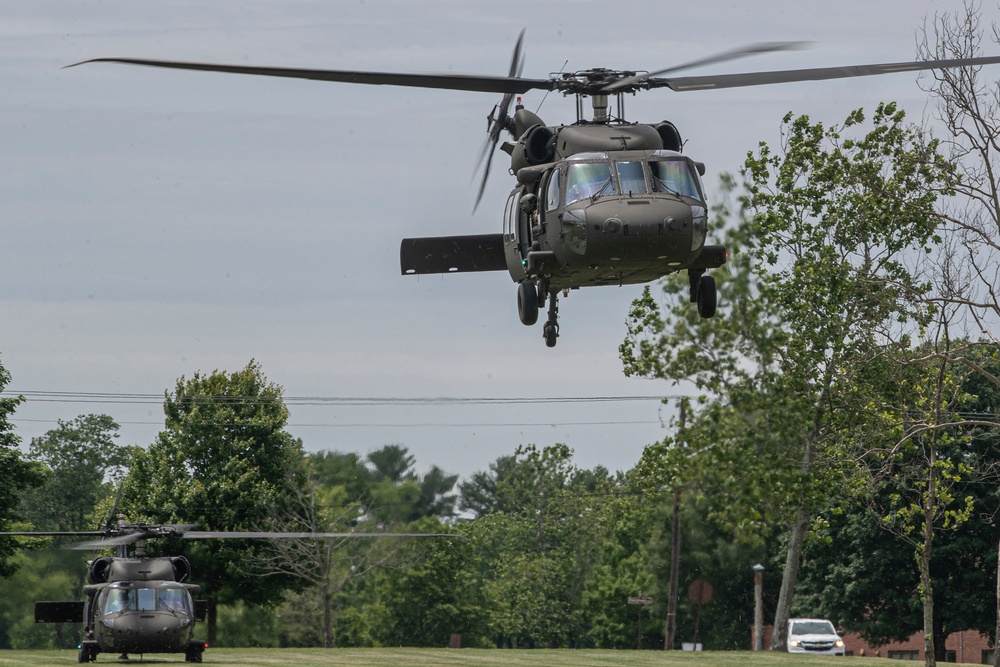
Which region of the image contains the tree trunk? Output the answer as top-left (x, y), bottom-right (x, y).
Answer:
top-left (323, 588), bottom-right (334, 648)
top-left (933, 611), bottom-right (947, 665)
top-left (920, 536), bottom-right (935, 666)
top-left (770, 504), bottom-right (810, 651)
top-left (921, 440), bottom-right (937, 667)
top-left (664, 489), bottom-right (681, 650)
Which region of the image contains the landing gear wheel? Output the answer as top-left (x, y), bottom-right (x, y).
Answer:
top-left (185, 641), bottom-right (206, 663)
top-left (542, 289), bottom-right (560, 347)
top-left (697, 275), bottom-right (717, 318)
top-left (544, 323), bottom-right (559, 348)
top-left (78, 642), bottom-right (98, 663)
top-left (517, 281), bottom-right (538, 326)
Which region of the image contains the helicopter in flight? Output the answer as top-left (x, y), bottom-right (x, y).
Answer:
top-left (72, 37), bottom-right (1000, 347)
top-left (1, 491), bottom-right (455, 663)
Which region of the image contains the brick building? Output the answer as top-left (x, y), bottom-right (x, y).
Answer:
top-left (842, 630), bottom-right (993, 663)
top-left (762, 625), bottom-right (994, 663)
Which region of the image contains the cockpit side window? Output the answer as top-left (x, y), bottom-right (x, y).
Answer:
top-left (545, 168), bottom-right (562, 212)
top-left (651, 159), bottom-right (702, 200)
top-left (565, 162), bottom-right (616, 206)
top-left (616, 161), bottom-right (647, 196)
top-left (503, 192), bottom-right (516, 240)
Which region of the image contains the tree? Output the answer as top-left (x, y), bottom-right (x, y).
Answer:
top-left (624, 103), bottom-right (957, 652)
top-left (466, 444), bottom-right (616, 647)
top-left (798, 343), bottom-right (1000, 662)
top-left (798, 477), bottom-right (997, 655)
top-left (254, 457), bottom-right (417, 648)
top-left (0, 355), bottom-right (46, 580)
top-left (0, 550), bottom-right (79, 649)
top-left (310, 451), bottom-right (375, 501)
top-left (370, 520), bottom-right (486, 648)
top-left (20, 414), bottom-right (126, 533)
top-left (6, 414), bottom-right (128, 649)
top-left (242, 447), bottom-right (459, 647)
top-left (915, 8), bottom-right (1000, 663)
top-left (123, 360), bottom-right (305, 644)
top-left (366, 445), bottom-right (458, 524)
top-left (458, 454), bottom-right (517, 517)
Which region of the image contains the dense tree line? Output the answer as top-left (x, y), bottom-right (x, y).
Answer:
top-left (0, 357), bottom-right (784, 650)
top-left (3, 350), bottom-right (997, 654)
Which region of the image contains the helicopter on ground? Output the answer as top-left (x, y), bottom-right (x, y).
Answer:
top-left (71, 37), bottom-right (1000, 347)
top-left (1, 492), bottom-right (456, 663)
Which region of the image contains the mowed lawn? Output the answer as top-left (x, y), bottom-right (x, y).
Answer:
top-left (0, 649), bottom-right (961, 666)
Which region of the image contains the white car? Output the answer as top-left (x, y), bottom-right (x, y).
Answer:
top-left (787, 618), bottom-right (846, 656)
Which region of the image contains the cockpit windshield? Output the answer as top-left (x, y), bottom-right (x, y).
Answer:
top-left (616, 161), bottom-right (646, 195)
top-left (563, 156), bottom-right (703, 207)
top-left (101, 586), bottom-right (191, 614)
top-left (565, 161), bottom-right (616, 206)
top-left (102, 588), bottom-right (136, 614)
top-left (158, 588), bottom-right (190, 613)
top-left (650, 158), bottom-right (701, 200)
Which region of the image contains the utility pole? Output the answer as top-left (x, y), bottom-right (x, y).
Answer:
top-left (753, 564), bottom-right (765, 650)
top-left (664, 398), bottom-right (686, 650)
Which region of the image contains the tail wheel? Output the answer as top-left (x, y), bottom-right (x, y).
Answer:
top-left (517, 281), bottom-right (539, 326)
top-left (697, 275), bottom-right (717, 318)
top-left (544, 323), bottom-right (559, 347)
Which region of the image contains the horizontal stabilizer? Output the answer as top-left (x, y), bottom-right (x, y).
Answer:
top-left (401, 234), bottom-right (507, 275)
top-left (35, 601), bottom-right (84, 623)
top-left (688, 245), bottom-right (728, 270)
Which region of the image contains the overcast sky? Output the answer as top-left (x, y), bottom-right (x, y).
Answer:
top-left (1, 0), bottom-right (992, 481)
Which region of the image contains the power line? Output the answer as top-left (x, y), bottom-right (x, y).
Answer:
top-left (4, 390), bottom-right (678, 433)
top-left (12, 417), bottom-right (663, 429)
top-left (3, 390), bottom-right (680, 407)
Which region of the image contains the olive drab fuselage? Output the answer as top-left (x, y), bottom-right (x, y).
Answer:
top-left (35, 554), bottom-right (208, 663)
top-left (499, 107), bottom-right (725, 293)
top-left (399, 104), bottom-right (727, 347)
top-left (503, 148), bottom-right (712, 290)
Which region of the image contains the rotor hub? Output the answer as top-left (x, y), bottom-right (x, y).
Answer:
top-left (554, 69), bottom-right (647, 96)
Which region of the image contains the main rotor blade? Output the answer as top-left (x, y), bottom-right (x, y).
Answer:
top-left (473, 144), bottom-right (498, 212)
top-left (68, 58), bottom-right (554, 95)
top-left (652, 54), bottom-right (1000, 92)
top-left (474, 29), bottom-right (526, 212)
top-left (181, 531), bottom-right (464, 539)
top-left (102, 480), bottom-right (125, 531)
top-left (509, 29), bottom-right (526, 79)
top-left (0, 531), bottom-right (108, 537)
top-left (604, 41), bottom-right (807, 91)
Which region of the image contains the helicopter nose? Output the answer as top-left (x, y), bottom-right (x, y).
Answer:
top-left (579, 197), bottom-right (696, 263)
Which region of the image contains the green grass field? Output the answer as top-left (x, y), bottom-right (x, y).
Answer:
top-left (0, 648), bottom-right (964, 666)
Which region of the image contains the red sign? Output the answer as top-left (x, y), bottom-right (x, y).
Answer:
top-left (688, 579), bottom-right (713, 605)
